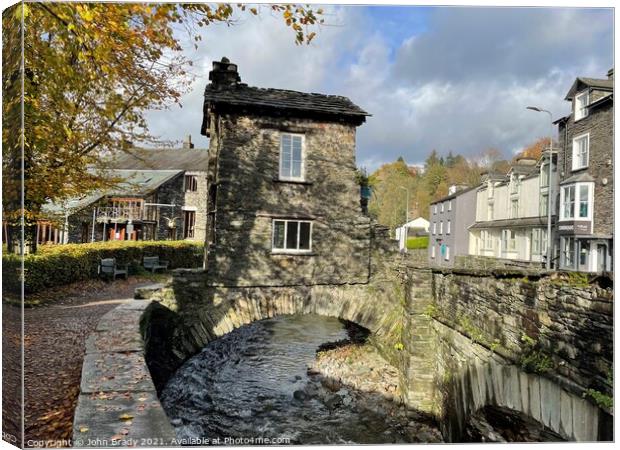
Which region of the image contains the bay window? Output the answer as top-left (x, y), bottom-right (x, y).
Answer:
top-left (502, 229), bottom-right (516, 252)
top-left (272, 219), bottom-right (312, 252)
top-left (572, 133), bottom-right (589, 170)
top-left (561, 182), bottom-right (593, 221)
top-left (280, 134), bottom-right (304, 180)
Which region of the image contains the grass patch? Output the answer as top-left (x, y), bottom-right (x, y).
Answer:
top-left (406, 236), bottom-right (429, 249)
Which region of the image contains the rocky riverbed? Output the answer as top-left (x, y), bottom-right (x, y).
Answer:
top-left (300, 339), bottom-right (443, 443)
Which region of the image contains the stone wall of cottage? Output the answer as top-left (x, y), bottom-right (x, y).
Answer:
top-left (558, 101), bottom-right (613, 236)
top-left (155, 173), bottom-right (185, 240)
top-left (182, 171), bottom-right (208, 242)
top-left (205, 112), bottom-right (371, 287)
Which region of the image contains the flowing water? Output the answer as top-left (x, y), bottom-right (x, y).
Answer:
top-left (160, 314), bottom-right (420, 444)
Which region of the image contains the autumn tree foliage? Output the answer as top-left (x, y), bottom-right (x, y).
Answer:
top-left (368, 148), bottom-right (511, 230)
top-left (2, 2), bottom-right (324, 251)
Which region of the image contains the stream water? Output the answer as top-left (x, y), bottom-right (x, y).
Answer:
top-left (160, 314), bottom-right (428, 444)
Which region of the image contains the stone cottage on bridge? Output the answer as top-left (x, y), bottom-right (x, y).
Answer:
top-left (200, 57), bottom-right (371, 286)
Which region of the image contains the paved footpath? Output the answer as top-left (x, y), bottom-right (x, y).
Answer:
top-left (2, 276), bottom-right (168, 447)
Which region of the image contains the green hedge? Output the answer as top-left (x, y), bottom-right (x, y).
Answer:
top-left (2, 240), bottom-right (204, 295)
top-left (406, 236), bottom-right (429, 250)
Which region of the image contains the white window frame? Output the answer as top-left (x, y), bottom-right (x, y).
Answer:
top-left (487, 202), bottom-right (494, 221)
top-left (279, 133), bottom-right (305, 181)
top-left (441, 203), bottom-right (444, 213)
top-left (439, 221), bottom-right (443, 235)
top-left (540, 163), bottom-right (550, 187)
top-left (540, 192), bottom-right (549, 217)
top-left (271, 219), bottom-right (313, 253)
top-left (447, 220), bottom-right (451, 234)
top-left (444, 245), bottom-right (450, 261)
top-left (448, 200), bottom-right (452, 211)
top-left (432, 222), bottom-right (436, 235)
top-left (433, 205), bottom-right (437, 214)
top-left (431, 245), bottom-right (436, 259)
top-left (574, 91), bottom-right (589, 121)
top-left (511, 198), bottom-right (519, 219)
top-left (560, 182), bottom-right (594, 221)
top-left (572, 133), bottom-right (589, 171)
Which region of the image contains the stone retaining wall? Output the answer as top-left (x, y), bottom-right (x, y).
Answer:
top-left (430, 267), bottom-right (613, 400)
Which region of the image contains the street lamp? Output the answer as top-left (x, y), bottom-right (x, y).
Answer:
top-left (526, 106), bottom-right (554, 270)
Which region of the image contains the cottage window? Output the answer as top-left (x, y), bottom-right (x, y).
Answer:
top-left (441, 203), bottom-right (444, 213)
top-left (432, 222), bottom-right (436, 234)
top-left (183, 210), bottom-right (195, 238)
top-left (439, 221), bottom-right (443, 235)
top-left (487, 202), bottom-right (494, 221)
top-left (431, 245), bottom-right (436, 258)
top-left (572, 134), bottom-right (589, 170)
top-left (574, 91), bottom-right (589, 121)
top-left (272, 219), bottom-right (312, 252)
top-left (448, 200), bottom-right (452, 211)
top-left (502, 229), bottom-right (516, 252)
top-left (185, 175), bottom-right (198, 192)
top-left (447, 220), bottom-right (451, 234)
top-left (444, 245), bottom-right (450, 261)
top-left (481, 230), bottom-right (493, 250)
top-left (532, 229), bottom-right (541, 255)
top-left (433, 205), bottom-right (437, 214)
top-left (279, 134), bottom-right (304, 181)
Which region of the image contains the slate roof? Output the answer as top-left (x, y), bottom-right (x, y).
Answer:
top-left (559, 171), bottom-right (596, 185)
top-left (108, 148), bottom-right (209, 171)
top-left (203, 83), bottom-right (369, 120)
top-left (42, 169), bottom-right (182, 216)
top-left (469, 216), bottom-right (554, 229)
top-left (565, 77), bottom-right (614, 100)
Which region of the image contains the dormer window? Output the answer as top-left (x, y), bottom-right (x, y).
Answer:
top-left (574, 91), bottom-right (589, 121)
top-left (279, 133), bottom-right (304, 181)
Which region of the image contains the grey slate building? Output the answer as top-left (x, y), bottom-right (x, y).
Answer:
top-left (200, 57), bottom-right (371, 286)
top-left (38, 141), bottom-right (209, 244)
top-left (554, 68), bottom-right (613, 272)
top-left (428, 185), bottom-right (477, 268)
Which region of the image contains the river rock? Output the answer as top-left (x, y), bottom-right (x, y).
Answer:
top-left (293, 390), bottom-right (307, 401)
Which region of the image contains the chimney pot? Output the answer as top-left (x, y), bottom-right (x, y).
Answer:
top-left (209, 57), bottom-right (241, 87)
top-left (183, 134), bottom-right (194, 149)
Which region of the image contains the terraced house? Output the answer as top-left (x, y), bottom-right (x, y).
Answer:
top-left (200, 57), bottom-right (370, 286)
top-left (467, 154), bottom-right (558, 266)
top-left (554, 68), bottom-right (614, 272)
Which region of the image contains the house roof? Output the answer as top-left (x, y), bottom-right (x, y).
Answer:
top-left (560, 171), bottom-right (596, 185)
top-left (203, 83), bottom-right (369, 123)
top-left (108, 147), bottom-right (209, 171)
top-left (469, 216), bottom-right (554, 229)
top-left (565, 77), bottom-right (613, 100)
top-left (430, 185), bottom-right (477, 205)
top-left (42, 169), bottom-right (183, 216)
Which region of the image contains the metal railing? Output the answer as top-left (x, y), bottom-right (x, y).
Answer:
top-left (96, 206), bottom-right (144, 222)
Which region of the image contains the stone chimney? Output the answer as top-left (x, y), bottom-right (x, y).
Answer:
top-left (209, 57), bottom-right (241, 87)
top-left (607, 67), bottom-right (614, 80)
top-left (183, 134), bottom-right (194, 149)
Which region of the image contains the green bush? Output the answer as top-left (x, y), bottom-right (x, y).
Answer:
top-left (406, 236), bottom-right (429, 249)
top-left (2, 240), bottom-right (204, 295)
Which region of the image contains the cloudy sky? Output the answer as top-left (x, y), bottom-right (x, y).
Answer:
top-left (145, 5), bottom-right (614, 171)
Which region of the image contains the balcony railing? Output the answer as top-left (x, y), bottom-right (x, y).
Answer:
top-left (97, 206), bottom-right (145, 222)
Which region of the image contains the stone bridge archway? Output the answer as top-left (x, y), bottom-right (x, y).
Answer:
top-left (440, 352), bottom-right (609, 442)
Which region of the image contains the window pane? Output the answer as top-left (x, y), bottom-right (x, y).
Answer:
top-left (299, 222), bottom-right (311, 250)
top-left (280, 135), bottom-right (292, 177)
top-left (579, 184), bottom-right (589, 218)
top-left (273, 221), bottom-right (285, 248)
top-left (292, 160), bottom-right (302, 178)
top-left (286, 221), bottom-right (298, 249)
top-left (292, 136), bottom-right (302, 160)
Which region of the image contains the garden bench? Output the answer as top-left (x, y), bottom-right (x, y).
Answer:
top-left (143, 256), bottom-right (169, 273)
top-left (99, 258), bottom-right (128, 280)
